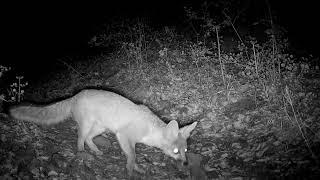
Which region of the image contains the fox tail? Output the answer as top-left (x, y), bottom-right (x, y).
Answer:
top-left (9, 97), bottom-right (74, 125)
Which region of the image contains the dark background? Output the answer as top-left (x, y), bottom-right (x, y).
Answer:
top-left (2, 0), bottom-right (319, 78)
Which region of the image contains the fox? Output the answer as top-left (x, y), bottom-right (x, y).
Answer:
top-left (9, 89), bottom-right (198, 176)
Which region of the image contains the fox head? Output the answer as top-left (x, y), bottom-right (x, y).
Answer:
top-left (161, 120), bottom-right (197, 164)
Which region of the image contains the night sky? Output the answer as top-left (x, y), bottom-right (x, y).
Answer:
top-left (2, 0), bottom-right (319, 78)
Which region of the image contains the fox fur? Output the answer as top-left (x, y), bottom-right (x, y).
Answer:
top-left (9, 89), bottom-right (197, 176)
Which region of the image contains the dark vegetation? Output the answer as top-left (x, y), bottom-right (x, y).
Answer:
top-left (1, 1), bottom-right (320, 179)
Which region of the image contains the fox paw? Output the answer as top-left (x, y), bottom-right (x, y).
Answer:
top-left (127, 163), bottom-right (145, 177)
top-left (94, 150), bottom-right (103, 156)
top-left (134, 164), bottom-right (145, 174)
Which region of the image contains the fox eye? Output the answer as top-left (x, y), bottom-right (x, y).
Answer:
top-left (173, 148), bottom-right (179, 154)
top-left (184, 148), bottom-right (187, 152)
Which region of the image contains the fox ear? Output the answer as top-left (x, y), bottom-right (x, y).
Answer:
top-left (165, 120), bottom-right (179, 139)
top-left (180, 122), bottom-right (197, 138)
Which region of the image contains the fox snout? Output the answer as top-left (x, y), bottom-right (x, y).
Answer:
top-left (178, 149), bottom-right (187, 163)
top-left (180, 156), bottom-right (189, 167)
top-left (180, 151), bottom-right (189, 166)
top-left (176, 151), bottom-right (190, 169)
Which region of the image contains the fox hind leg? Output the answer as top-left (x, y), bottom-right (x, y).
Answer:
top-left (77, 123), bottom-right (87, 152)
top-left (76, 114), bottom-right (91, 152)
top-left (85, 126), bottom-right (105, 155)
top-left (76, 120), bottom-right (104, 155)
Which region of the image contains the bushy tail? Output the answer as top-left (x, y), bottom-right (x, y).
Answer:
top-left (9, 97), bottom-right (74, 125)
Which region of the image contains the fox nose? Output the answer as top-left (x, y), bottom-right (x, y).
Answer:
top-left (182, 160), bottom-right (188, 166)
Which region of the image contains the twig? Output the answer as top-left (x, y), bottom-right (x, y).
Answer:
top-left (222, 11), bottom-right (249, 59)
top-left (283, 86), bottom-right (318, 163)
top-left (215, 26), bottom-right (227, 98)
top-left (57, 59), bottom-right (86, 79)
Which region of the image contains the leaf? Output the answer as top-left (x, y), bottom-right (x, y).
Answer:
top-left (256, 146), bottom-right (268, 157)
top-left (1, 134), bottom-right (6, 142)
top-left (243, 157), bottom-right (252, 162)
top-left (48, 170), bottom-right (58, 176)
top-left (273, 141), bottom-right (280, 146)
top-left (221, 153), bottom-right (228, 159)
top-left (231, 142), bottom-right (241, 149)
top-left (31, 168), bottom-right (40, 176)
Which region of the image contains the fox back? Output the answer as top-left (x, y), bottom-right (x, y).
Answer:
top-left (10, 89), bottom-right (198, 176)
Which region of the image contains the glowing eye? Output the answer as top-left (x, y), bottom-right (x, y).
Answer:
top-left (173, 148), bottom-right (179, 154)
top-left (184, 148), bottom-right (187, 152)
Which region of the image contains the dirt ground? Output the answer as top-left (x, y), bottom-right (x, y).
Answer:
top-left (0, 113), bottom-right (206, 180)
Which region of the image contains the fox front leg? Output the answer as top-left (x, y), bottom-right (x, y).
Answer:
top-left (116, 133), bottom-right (145, 176)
